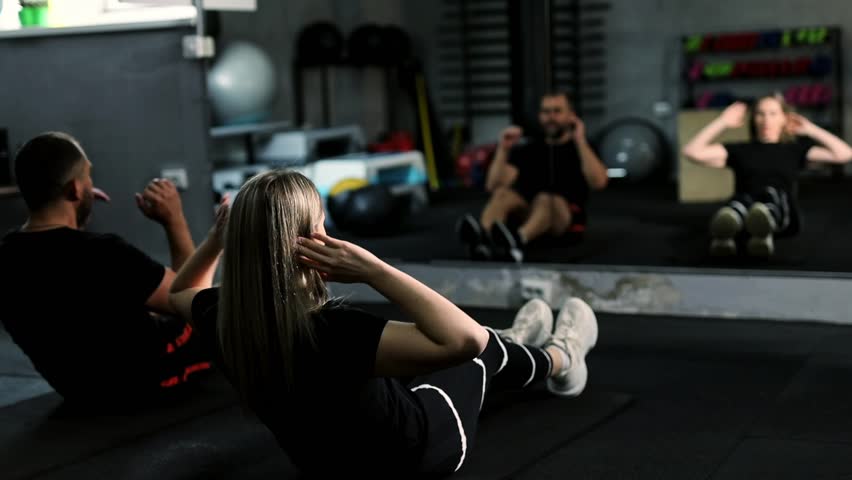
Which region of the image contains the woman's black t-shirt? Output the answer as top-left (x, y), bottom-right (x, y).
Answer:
top-left (723, 137), bottom-right (816, 195)
top-left (191, 288), bottom-right (427, 475)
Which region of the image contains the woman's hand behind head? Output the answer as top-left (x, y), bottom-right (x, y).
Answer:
top-left (209, 194), bottom-right (231, 249)
top-left (719, 101), bottom-right (747, 129)
top-left (786, 112), bottom-right (815, 136)
top-left (295, 232), bottom-right (386, 284)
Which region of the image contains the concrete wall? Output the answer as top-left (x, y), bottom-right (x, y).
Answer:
top-left (215, 0), bottom-right (407, 146)
top-left (331, 261), bottom-right (852, 324)
top-left (0, 26), bottom-right (214, 264)
top-left (215, 0), bottom-right (514, 149)
top-left (400, 0), bottom-right (512, 145)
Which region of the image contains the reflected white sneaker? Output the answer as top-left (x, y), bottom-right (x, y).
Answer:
top-left (546, 298), bottom-right (598, 397)
top-left (709, 206), bottom-right (743, 257)
top-left (498, 298), bottom-right (553, 347)
top-left (745, 203), bottom-right (776, 257)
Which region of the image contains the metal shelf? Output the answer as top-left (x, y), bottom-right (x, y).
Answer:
top-left (0, 185), bottom-right (19, 198)
top-left (681, 26), bottom-right (844, 138)
top-left (210, 121), bottom-right (294, 165)
top-left (209, 121), bottom-right (292, 139)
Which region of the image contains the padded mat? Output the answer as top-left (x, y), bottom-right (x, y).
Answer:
top-left (0, 373), bottom-right (237, 480)
top-left (710, 437), bottom-right (852, 480)
top-left (2, 384), bottom-right (630, 479)
top-left (36, 406), bottom-right (290, 480)
top-left (750, 332), bottom-right (852, 444)
top-left (456, 388), bottom-right (633, 479)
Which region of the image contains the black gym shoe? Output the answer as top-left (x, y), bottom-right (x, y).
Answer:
top-left (471, 243), bottom-right (493, 261)
top-left (507, 247), bottom-right (525, 263)
top-left (491, 221), bottom-right (525, 263)
top-left (456, 214), bottom-right (484, 247)
top-left (456, 214), bottom-right (493, 260)
top-left (491, 220), bottom-right (523, 249)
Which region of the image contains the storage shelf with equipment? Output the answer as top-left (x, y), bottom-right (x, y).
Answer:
top-left (681, 25), bottom-right (844, 137)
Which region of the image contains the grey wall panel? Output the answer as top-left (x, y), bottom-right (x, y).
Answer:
top-left (216, 0), bottom-right (405, 140)
top-left (0, 26), bottom-right (213, 264)
top-left (330, 261), bottom-right (852, 324)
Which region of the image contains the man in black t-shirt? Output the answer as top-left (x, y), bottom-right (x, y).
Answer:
top-left (683, 97), bottom-right (852, 257)
top-left (0, 132), bottom-right (211, 405)
top-left (457, 92), bottom-right (609, 262)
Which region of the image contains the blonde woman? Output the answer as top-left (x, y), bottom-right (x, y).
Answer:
top-left (169, 171), bottom-right (598, 478)
top-left (682, 95), bottom-right (852, 257)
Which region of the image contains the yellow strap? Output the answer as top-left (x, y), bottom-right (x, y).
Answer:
top-left (416, 75), bottom-right (440, 190)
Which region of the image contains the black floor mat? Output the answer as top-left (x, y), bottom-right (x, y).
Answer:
top-left (34, 406), bottom-right (290, 480)
top-left (5, 303), bottom-right (852, 480)
top-left (355, 304), bottom-right (844, 480)
top-left (31, 389), bottom-right (631, 480)
top-left (750, 331), bottom-right (852, 444)
top-left (0, 373), bottom-right (238, 480)
top-left (513, 354), bottom-right (804, 480)
top-left (709, 437), bottom-right (852, 479)
top-left (456, 388), bottom-right (633, 480)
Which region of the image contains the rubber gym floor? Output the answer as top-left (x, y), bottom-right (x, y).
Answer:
top-left (2, 301), bottom-right (851, 479)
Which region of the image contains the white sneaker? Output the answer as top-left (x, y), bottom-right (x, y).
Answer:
top-left (747, 235), bottom-right (774, 257)
top-left (498, 298), bottom-right (553, 347)
top-left (709, 238), bottom-right (737, 257)
top-left (745, 202), bottom-right (776, 236)
top-left (709, 206), bottom-right (743, 257)
top-left (745, 203), bottom-right (776, 257)
top-left (546, 298), bottom-right (598, 397)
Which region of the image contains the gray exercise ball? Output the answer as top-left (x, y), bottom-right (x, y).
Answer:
top-left (597, 121), bottom-right (663, 182)
top-left (208, 42), bottom-right (277, 125)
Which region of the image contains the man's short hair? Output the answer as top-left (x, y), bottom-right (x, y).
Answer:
top-left (541, 90), bottom-right (573, 108)
top-left (15, 132), bottom-right (87, 211)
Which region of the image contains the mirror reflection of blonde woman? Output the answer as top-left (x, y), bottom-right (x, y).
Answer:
top-left (168, 171), bottom-right (599, 478)
top-left (682, 95), bottom-right (852, 257)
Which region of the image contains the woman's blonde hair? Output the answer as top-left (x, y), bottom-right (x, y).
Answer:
top-left (750, 93), bottom-right (796, 143)
top-left (217, 170), bottom-right (328, 405)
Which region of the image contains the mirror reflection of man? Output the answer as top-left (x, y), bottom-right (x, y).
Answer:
top-left (458, 92), bottom-right (609, 262)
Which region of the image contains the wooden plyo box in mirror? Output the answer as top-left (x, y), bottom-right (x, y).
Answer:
top-left (677, 109), bottom-right (746, 203)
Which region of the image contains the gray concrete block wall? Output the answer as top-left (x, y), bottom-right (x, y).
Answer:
top-left (400, 0), bottom-right (513, 145)
top-left (0, 26), bottom-right (213, 265)
top-left (216, 0), bottom-right (407, 143)
top-left (331, 261), bottom-right (852, 324)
